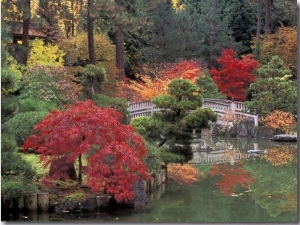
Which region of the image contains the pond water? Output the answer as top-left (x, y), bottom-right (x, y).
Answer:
top-left (3, 137), bottom-right (298, 223)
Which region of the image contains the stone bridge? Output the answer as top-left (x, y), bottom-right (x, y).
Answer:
top-left (128, 98), bottom-right (259, 126)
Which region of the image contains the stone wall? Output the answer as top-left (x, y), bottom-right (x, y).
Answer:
top-left (202, 119), bottom-right (284, 138)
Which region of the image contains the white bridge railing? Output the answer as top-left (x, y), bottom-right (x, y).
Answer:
top-left (128, 98), bottom-right (258, 126)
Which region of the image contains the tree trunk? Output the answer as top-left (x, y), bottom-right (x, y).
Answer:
top-left (209, 0), bottom-right (217, 66)
top-left (256, 0), bottom-right (262, 40)
top-left (87, 0), bottom-right (97, 95)
top-left (49, 156), bottom-right (77, 181)
top-left (22, 0), bottom-right (30, 65)
top-left (87, 0), bottom-right (96, 65)
top-left (264, 0), bottom-right (271, 34)
top-left (115, 0), bottom-right (126, 80)
top-left (209, 0), bottom-right (217, 46)
top-left (78, 154), bottom-right (82, 186)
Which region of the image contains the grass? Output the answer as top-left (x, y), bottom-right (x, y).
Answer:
top-left (20, 153), bottom-right (47, 179)
top-left (20, 152), bottom-right (90, 185)
top-left (62, 190), bottom-right (87, 201)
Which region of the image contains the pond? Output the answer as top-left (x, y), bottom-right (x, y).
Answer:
top-left (3, 137), bottom-right (298, 223)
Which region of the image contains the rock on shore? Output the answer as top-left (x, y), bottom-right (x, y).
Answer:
top-left (270, 134), bottom-right (297, 142)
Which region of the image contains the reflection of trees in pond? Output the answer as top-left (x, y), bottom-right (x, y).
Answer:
top-left (209, 162), bottom-right (255, 195)
top-left (258, 146), bottom-right (297, 166)
top-left (244, 157), bottom-right (297, 218)
top-left (168, 163), bottom-right (205, 185)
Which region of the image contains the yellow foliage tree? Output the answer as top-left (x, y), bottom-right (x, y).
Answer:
top-left (58, 33), bottom-right (118, 97)
top-left (27, 39), bottom-right (65, 67)
top-left (259, 110), bottom-right (296, 133)
top-left (58, 33), bottom-right (116, 65)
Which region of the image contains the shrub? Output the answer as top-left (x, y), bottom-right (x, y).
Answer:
top-left (18, 97), bottom-right (57, 113)
top-left (5, 111), bottom-right (48, 146)
top-left (1, 95), bottom-right (18, 123)
top-left (1, 134), bottom-right (37, 199)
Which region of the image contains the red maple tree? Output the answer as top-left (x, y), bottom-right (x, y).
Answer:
top-left (210, 48), bottom-right (259, 101)
top-left (22, 100), bottom-right (151, 202)
top-left (209, 162), bottom-right (255, 195)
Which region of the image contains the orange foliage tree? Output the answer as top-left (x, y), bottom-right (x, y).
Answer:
top-left (167, 163), bottom-right (204, 185)
top-left (116, 60), bottom-right (204, 102)
top-left (252, 26), bottom-right (297, 78)
top-left (259, 110), bottom-right (296, 133)
top-left (259, 147), bottom-right (297, 166)
top-left (209, 162), bottom-right (255, 195)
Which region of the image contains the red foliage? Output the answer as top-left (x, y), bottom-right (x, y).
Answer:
top-left (210, 49), bottom-right (259, 101)
top-left (209, 162), bottom-right (255, 195)
top-left (23, 100), bottom-right (151, 202)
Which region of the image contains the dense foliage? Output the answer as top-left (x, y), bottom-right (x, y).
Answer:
top-left (251, 26), bottom-right (297, 78)
top-left (259, 110), bottom-right (296, 133)
top-left (27, 39), bottom-right (65, 67)
top-left (117, 60), bottom-right (202, 102)
top-left (19, 65), bottom-right (83, 106)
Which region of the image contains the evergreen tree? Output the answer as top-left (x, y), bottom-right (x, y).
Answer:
top-left (196, 70), bottom-right (226, 99)
top-left (93, 0), bottom-right (158, 79)
top-left (142, 0), bottom-right (236, 68)
top-left (220, 0), bottom-right (256, 55)
top-left (245, 56), bottom-right (297, 116)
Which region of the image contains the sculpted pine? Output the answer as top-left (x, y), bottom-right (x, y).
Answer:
top-left (23, 100), bottom-right (151, 202)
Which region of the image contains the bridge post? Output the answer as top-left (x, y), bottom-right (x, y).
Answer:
top-left (254, 143), bottom-right (258, 150)
top-left (192, 129), bottom-right (197, 137)
top-left (230, 153), bottom-right (235, 165)
top-left (254, 115), bottom-right (258, 126)
top-left (230, 97), bottom-right (235, 111)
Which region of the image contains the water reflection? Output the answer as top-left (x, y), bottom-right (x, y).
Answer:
top-left (2, 137), bottom-right (297, 222)
top-left (199, 136), bottom-right (297, 152)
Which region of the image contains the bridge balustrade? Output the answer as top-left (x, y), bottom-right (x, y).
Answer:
top-left (203, 98), bottom-right (246, 112)
top-left (128, 99), bottom-right (258, 126)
